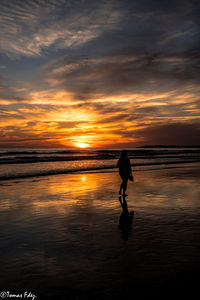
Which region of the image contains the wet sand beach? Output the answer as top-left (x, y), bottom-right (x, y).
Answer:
top-left (0, 166), bottom-right (200, 299)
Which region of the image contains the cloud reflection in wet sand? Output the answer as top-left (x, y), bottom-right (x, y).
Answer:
top-left (0, 167), bottom-right (200, 298)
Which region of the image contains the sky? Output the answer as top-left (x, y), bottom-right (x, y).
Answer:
top-left (0, 0), bottom-right (200, 148)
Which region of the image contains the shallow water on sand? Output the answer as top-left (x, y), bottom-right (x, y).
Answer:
top-left (0, 167), bottom-right (200, 299)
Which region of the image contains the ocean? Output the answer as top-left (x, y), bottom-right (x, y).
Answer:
top-left (0, 147), bottom-right (200, 180)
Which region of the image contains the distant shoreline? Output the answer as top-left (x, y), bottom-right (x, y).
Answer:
top-left (138, 145), bottom-right (200, 148)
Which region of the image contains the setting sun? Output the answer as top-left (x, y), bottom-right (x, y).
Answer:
top-left (77, 142), bottom-right (88, 149)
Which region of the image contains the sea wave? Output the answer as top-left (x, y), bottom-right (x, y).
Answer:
top-left (0, 148), bottom-right (200, 164)
top-left (0, 159), bottom-right (200, 181)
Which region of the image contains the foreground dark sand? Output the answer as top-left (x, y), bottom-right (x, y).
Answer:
top-left (0, 166), bottom-right (200, 299)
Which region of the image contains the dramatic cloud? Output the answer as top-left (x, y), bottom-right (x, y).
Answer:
top-left (0, 0), bottom-right (200, 148)
top-left (0, 0), bottom-right (122, 57)
top-left (45, 49), bottom-right (200, 99)
top-left (133, 122), bottom-right (200, 146)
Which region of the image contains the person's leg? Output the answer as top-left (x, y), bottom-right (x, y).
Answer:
top-left (119, 182), bottom-right (123, 194)
top-left (119, 174), bottom-right (123, 194)
top-left (122, 178), bottom-right (128, 196)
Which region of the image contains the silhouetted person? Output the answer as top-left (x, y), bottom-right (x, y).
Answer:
top-left (119, 196), bottom-right (134, 240)
top-left (117, 150), bottom-right (133, 197)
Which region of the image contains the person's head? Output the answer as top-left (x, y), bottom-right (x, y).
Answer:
top-left (120, 150), bottom-right (128, 159)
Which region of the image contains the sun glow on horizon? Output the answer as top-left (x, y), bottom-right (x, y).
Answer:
top-left (76, 142), bottom-right (88, 149)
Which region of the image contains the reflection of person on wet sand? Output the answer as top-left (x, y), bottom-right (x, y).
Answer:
top-left (119, 196), bottom-right (134, 240)
top-left (117, 150), bottom-right (133, 197)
